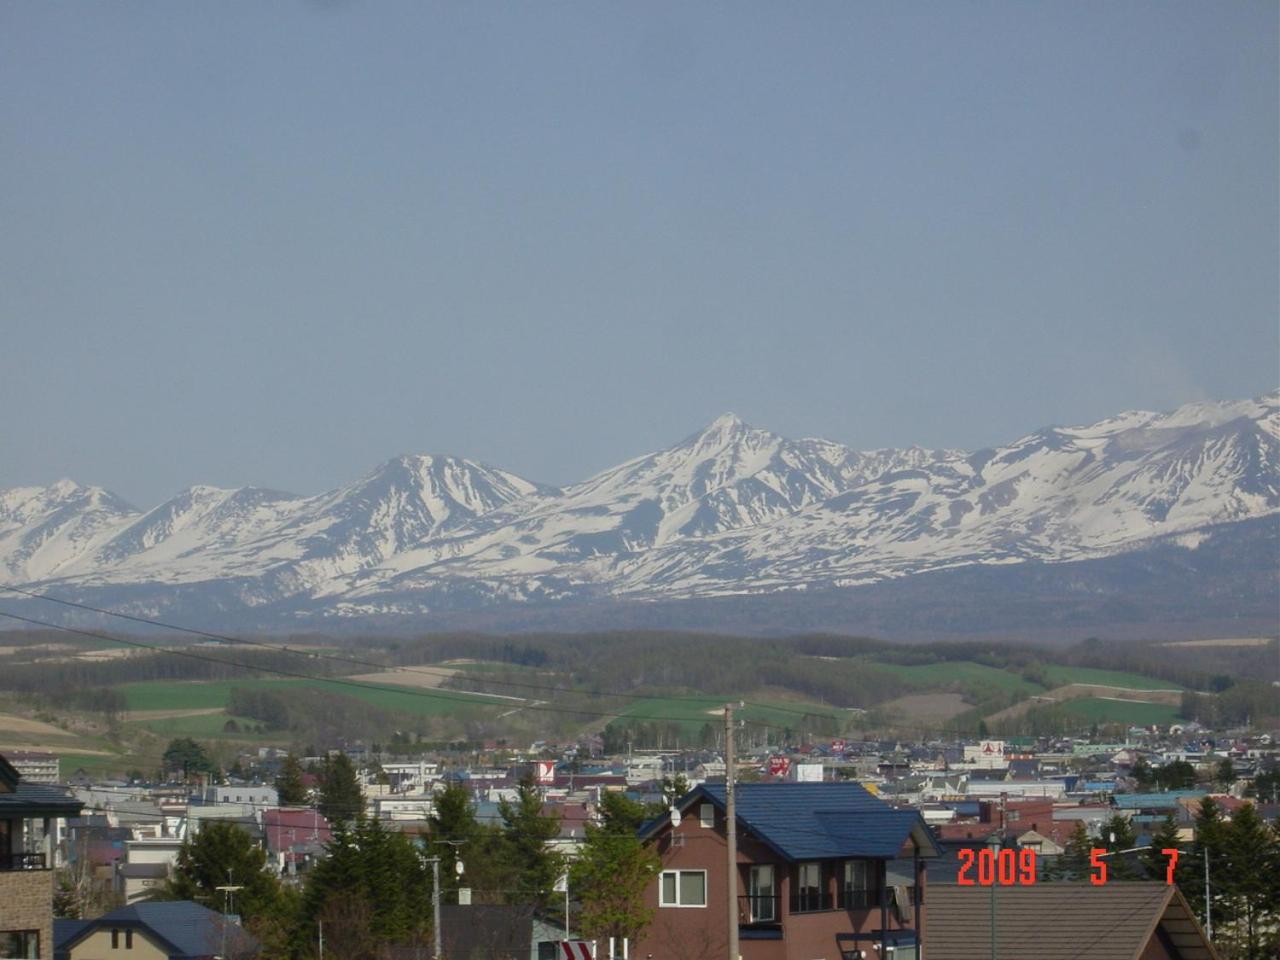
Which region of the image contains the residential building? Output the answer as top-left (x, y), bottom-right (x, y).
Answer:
top-left (0, 754), bottom-right (83, 960)
top-left (263, 809), bottom-right (331, 877)
top-left (54, 901), bottom-right (258, 960)
top-left (3, 754), bottom-right (59, 786)
top-left (201, 785), bottom-right (278, 807)
top-left (636, 782), bottom-right (939, 960)
top-left (114, 838), bottom-right (184, 905)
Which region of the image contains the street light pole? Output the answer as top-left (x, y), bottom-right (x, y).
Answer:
top-left (428, 857), bottom-right (442, 960)
top-left (725, 703), bottom-right (738, 960)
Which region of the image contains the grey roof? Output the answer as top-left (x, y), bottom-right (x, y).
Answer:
top-left (55, 901), bottom-right (258, 959)
top-left (926, 883), bottom-right (1219, 960)
top-left (0, 782), bottom-right (83, 818)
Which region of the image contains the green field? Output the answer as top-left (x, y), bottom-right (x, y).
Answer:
top-left (1042, 666), bottom-right (1181, 691)
top-left (1059, 698), bottom-right (1180, 726)
top-left (861, 660), bottom-right (1046, 696)
top-left (119, 677), bottom-right (508, 717)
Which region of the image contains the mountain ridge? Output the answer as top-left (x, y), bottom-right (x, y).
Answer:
top-left (1, 391), bottom-right (1276, 629)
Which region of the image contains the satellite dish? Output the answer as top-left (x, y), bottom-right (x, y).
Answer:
top-left (455, 859), bottom-right (465, 876)
top-left (670, 806), bottom-right (681, 828)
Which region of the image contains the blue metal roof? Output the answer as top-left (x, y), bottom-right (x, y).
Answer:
top-left (1112, 791), bottom-right (1202, 810)
top-left (657, 782), bottom-right (939, 861)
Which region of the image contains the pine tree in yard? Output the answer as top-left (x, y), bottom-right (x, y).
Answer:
top-left (1050, 821), bottom-right (1094, 882)
top-left (274, 754), bottom-right (309, 806)
top-left (1218, 803), bottom-right (1280, 960)
top-left (428, 782), bottom-right (477, 901)
top-left (318, 752), bottom-right (363, 824)
top-left (1142, 813), bottom-right (1184, 884)
top-left (1099, 813), bottom-right (1139, 880)
top-left (162, 821), bottom-right (283, 923)
top-left (1184, 796), bottom-right (1231, 933)
top-left (499, 776), bottom-right (566, 909)
top-left (301, 817), bottom-right (433, 954)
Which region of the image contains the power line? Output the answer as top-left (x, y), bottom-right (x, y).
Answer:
top-left (0, 591), bottom-right (1059, 742)
top-left (0, 608), bottom-right (818, 729)
top-left (0, 584), bottom-right (798, 711)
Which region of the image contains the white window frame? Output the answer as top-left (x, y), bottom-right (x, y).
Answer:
top-left (659, 869), bottom-right (708, 908)
top-left (699, 803), bottom-right (715, 828)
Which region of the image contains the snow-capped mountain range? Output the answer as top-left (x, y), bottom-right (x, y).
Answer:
top-left (2, 393), bottom-right (1276, 625)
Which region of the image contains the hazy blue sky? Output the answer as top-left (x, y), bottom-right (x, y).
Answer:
top-left (3, 2), bottom-right (1276, 506)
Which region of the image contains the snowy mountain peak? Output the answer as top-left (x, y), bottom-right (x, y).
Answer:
top-left (1, 392), bottom-right (1274, 622)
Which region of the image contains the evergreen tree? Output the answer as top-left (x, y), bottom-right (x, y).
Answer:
top-left (1142, 813), bottom-right (1183, 883)
top-left (1184, 797), bottom-right (1230, 931)
top-left (318, 752), bottom-right (363, 824)
top-left (1154, 760), bottom-right (1197, 790)
top-left (1052, 821), bottom-right (1094, 881)
top-left (1099, 813), bottom-right (1139, 880)
top-left (163, 821), bottom-right (283, 923)
top-left (274, 754), bottom-right (309, 806)
top-left (600, 791), bottom-right (650, 835)
top-left (498, 776), bottom-right (565, 908)
top-left (429, 782), bottom-right (478, 901)
top-left (1219, 803), bottom-right (1280, 960)
top-left (1131, 757), bottom-right (1155, 789)
top-left (162, 738), bottom-right (217, 780)
top-left (1214, 758), bottom-right (1234, 789)
top-left (302, 818), bottom-right (433, 955)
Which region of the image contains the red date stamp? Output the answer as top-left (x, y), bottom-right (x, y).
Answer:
top-left (956, 847), bottom-right (1182, 885)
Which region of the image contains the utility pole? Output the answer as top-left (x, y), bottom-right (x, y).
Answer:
top-left (1204, 848), bottom-right (1212, 941)
top-left (317, 920), bottom-right (324, 960)
top-left (725, 704), bottom-right (738, 960)
top-left (429, 856), bottom-right (442, 960)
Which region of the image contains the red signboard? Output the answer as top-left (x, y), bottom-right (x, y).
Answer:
top-left (561, 943), bottom-right (593, 960)
top-left (831, 739), bottom-right (847, 753)
top-left (767, 756), bottom-right (791, 777)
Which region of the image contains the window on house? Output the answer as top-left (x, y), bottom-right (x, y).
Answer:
top-left (111, 929), bottom-right (120, 948)
top-left (699, 804), bottom-right (714, 828)
top-left (841, 860), bottom-right (875, 909)
top-left (792, 862), bottom-right (829, 912)
top-left (0, 931), bottom-right (38, 959)
top-left (126, 929), bottom-right (134, 949)
top-left (659, 870), bottom-right (707, 907)
top-left (748, 865), bottom-right (776, 922)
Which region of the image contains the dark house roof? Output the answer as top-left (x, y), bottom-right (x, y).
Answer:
top-left (644, 782), bottom-right (940, 861)
top-left (433, 904), bottom-right (538, 960)
top-left (55, 901), bottom-right (258, 960)
top-left (926, 882), bottom-right (1219, 960)
top-left (0, 781), bottom-right (84, 819)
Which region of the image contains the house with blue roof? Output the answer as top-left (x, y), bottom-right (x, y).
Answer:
top-left (636, 782), bottom-right (939, 960)
top-left (54, 901), bottom-right (258, 960)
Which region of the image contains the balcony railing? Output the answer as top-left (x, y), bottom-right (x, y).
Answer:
top-left (839, 885), bottom-right (917, 918)
top-left (838, 887), bottom-right (886, 910)
top-left (0, 852), bottom-right (47, 871)
top-left (789, 889), bottom-right (834, 913)
top-left (738, 894), bottom-right (781, 925)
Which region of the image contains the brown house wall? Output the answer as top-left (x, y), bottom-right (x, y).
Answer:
top-left (635, 803), bottom-right (923, 960)
top-left (1138, 936), bottom-right (1177, 960)
top-left (0, 869), bottom-right (55, 960)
